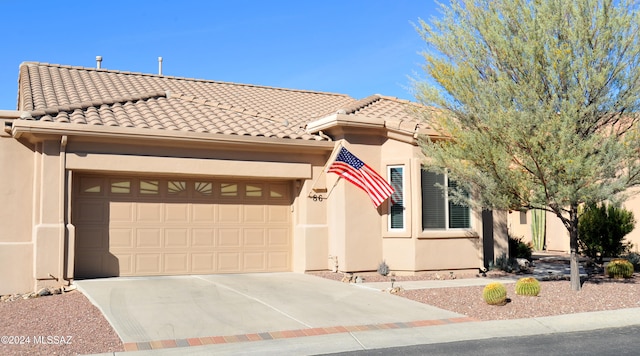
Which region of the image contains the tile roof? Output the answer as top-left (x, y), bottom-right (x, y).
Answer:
top-left (16, 62), bottom-right (425, 141)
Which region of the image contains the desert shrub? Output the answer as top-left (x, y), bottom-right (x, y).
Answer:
top-left (515, 277), bottom-right (541, 296)
top-left (483, 282), bottom-right (507, 305)
top-left (377, 260), bottom-right (390, 276)
top-left (605, 259), bottom-right (634, 279)
top-left (491, 253), bottom-right (516, 273)
top-left (623, 252), bottom-right (640, 272)
top-left (509, 234), bottom-right (533, 261)
top-left (578, 203), bottom-right (635, 264)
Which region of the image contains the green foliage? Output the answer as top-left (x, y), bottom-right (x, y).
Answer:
top-left (414, 0), bottom-right (640, 290)
top-left (491, 252), bottom-right (516, 273)
top-left (482, 282), bottom-right (507, 305)
top-left (623, 252), bottom-right (640, 272)
top-left (515, 277), bottom-right (541, 296)
top-left (377, 260), bottom-right (390, 276)
top-left (508, 235), bottom-right (533, 261)
top-left (578, 203), bottom-right (635, 264)
top-left (605, 259), bottom-right (634, 279)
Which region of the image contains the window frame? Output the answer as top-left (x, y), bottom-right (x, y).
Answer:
top-left (387, 165), bottom-right (405, 232)
top-left (420, 169), bottom-right (472, 231)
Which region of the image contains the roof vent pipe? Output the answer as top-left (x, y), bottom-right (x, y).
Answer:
top-left (158, 57), bottom-right (163, 75)
top-left (96, 56), bottom-right (102, 69)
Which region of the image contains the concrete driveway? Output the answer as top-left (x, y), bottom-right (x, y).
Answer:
top-left (74, 273), bottom-right (464, 344)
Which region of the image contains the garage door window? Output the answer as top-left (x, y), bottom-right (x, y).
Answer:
top-left (168, 181), bottom-right (187, 196)
top-left (221, 183), bottom-right (238, 196)
top-left (195, 181), bottom-right (213, 196)
top-left (140, 180), bottom-right (159, 195)
top-left (111, 179), bottom-right (131, 194)
top-left (246, 184), bottom-right (263, 197)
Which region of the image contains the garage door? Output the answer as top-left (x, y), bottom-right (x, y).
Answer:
top-left (73, 175), bottom-right (292, 278)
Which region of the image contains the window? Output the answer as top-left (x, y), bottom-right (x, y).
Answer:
top-left (388, 166), bottom-right (404, 230)
top-left (421, 170), bottom-right (470, 229)
top-left (140, 180), bottom-right (159, 195)
top-left (220, 183), bottom-right (238, 197)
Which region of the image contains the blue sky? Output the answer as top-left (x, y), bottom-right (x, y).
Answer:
top-left (0, 1), bottom-right (441, 110)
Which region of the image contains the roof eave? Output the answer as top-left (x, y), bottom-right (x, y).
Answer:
top-left (10, 120), bottom-right (335, 151)
top-left (306, 113), bottom-right (386, 133)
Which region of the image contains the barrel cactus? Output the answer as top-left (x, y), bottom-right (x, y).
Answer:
top-left (606, 259), bottom-right (634, 279)
top-left (515, 277), bottom-right (541, 296)
top-left (482, 282), bottom-right (507, 305)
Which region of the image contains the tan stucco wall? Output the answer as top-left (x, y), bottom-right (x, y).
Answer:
top-left (325, 140), bottom-right (385, 272)
top-left (508, 210), bottom-right (532, 241)
top-left (622, 190), bottom-right (640, 253)
top-left (0, 120), bottom-right (35, 294)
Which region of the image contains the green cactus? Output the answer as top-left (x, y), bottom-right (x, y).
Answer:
top-left (606, 259), bottom-right (634, 279)
top-left (515, 277), bottom-right (541, 296)
top-left (531, 209), bottom-right (546, 251)
top-left (482, 282), bottom-right (507, 305)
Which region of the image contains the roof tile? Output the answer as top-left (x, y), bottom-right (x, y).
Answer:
top-left (16, 62), bottom-right (427, 141)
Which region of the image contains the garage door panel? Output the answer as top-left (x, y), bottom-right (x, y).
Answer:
top-left (244, 229), bottom-right (266, 247)
top-left (165, 229), bottom-right (189, 248)
top-left (244, 252), bottom-right (266, 270)
top-left (244, 205), bottom-right (265, 223)
top-left (165, 254), bottom-right (189, 274)
top-left (75, 227), bottom-right (107, 249)
top-left (218, 252), bottom-right (241, 272)
top-left (267, 251), bottom-right (290, 270)
top-left (192, 204), bottom-right (215, 222)
top-left (165, 204), bottom-right (189, 222)
top-left (110, 202), bottom-right (135, 222)
top-left (75, 176), bottom-right (292, 277)
top-left (75, 251), bottom-right (104, 277)
top-left (136, 229), bottom-right (162, 248)
top-left (268, 228), bottom-right (290, 245)
top-left (75, 201), bottom-right (107, 224)
top-left (218, 204), bottom-right (242, 223)
top-left (110, 229), bottom-right (134, 248)
top-left (192, 229), bottom-right (216, 247)
top-left (218, 229), bottom-right (241, 247)
top-left (117, 254), bottom-right (133, 275)
top-left (135, 254), bottom-right (162, 274)
top-left (192, 253), bottom-right (215, 272)
top-left (137, 203), bottom-right (163, 222)
top-left (268, 206), bottom-right (290, 223)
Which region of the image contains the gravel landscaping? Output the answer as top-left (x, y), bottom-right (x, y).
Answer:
top-left (309, 269), bottom-right (640, 321)
top-left (1, 264), bottom-right (638, 355)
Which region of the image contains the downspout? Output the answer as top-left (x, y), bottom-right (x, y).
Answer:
top-left (59, 135), bottom-right (71, 285)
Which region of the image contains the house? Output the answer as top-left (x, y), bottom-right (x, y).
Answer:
top-left (509, 197), bottom-right (640, 254)
top-left (0, 62), bottom-right (508, 295)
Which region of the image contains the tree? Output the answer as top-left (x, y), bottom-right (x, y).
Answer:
top-left (414, 0), bottom-right (640, 291)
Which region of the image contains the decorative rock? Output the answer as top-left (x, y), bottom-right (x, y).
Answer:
top-left (340, 273), bottom-right (353, 283)
top-left (63, 284), bottom-right (77, 292)
top-left (37, 288), bottom-right (52, 297)
top-left (517, 258), bottom-right (530, 268)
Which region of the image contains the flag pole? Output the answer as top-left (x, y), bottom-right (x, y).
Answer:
top-left (307, 139), bottom-right (345, 199)
top-left (324, 170), bottom-right (342, 200)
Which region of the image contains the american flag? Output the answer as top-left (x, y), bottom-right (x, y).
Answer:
top-left (328, 147), bottom-right (394, 207)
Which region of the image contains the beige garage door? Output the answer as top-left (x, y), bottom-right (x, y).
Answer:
top-left (73, 175), bottom-right (292, 278)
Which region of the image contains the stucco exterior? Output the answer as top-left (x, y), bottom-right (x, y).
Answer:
top-left (0, 63), bottom-right (508, 294)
